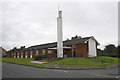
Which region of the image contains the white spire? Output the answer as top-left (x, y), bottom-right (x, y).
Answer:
top-left (57, 5), bottom-right (63, 58)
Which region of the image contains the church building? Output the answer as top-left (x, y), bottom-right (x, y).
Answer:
top-left (6, 36), bottom-right (99, 58)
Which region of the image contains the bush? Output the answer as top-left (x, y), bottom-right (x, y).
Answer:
top-left (2, 55), bottom-right (7, 58)
top-left (35, 55), bottom-right (47, 60)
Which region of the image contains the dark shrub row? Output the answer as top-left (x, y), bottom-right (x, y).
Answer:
top-left (35, 55), bottom-right (47, 60)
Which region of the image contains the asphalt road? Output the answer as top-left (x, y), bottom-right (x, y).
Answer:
top-left (2, 62), bottom-right (119, 78)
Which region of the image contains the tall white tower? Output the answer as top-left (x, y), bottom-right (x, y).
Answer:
top-left (57, 9), bottom-right (63, 58)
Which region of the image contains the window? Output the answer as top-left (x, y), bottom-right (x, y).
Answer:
top-left (48, 50), bottom-right (52, 54)
top-left (30, 50), bottom-right (33, 58)
top-left (42, 49), bottom-right (45, 55)
top-left (30, 50), bottom-right (32, 55)
top-left (21, 52), bottom-right (23, 58)
top-left (25, 51), bottom-right (27, 55)
top-left (14, 52), bottom-right (16, 58)
top-left (25, 51), bottom-right (27, 58)
top-left (36, 50), bottom-right (38, 55)
top-left (17, 52), bottom-right (19, 58)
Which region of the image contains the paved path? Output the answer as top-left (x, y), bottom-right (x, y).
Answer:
top-left (2, 62), bottom-right (119, 78)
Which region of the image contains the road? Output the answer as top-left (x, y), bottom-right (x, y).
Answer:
top-left (2, 62), bottom-right (119, 78)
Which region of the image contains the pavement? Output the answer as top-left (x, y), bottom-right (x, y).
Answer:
top-left (2, 62), bottom-right (119, 78)
top-left (30, 60), bottom-right (119, 70)
top-left (45, 64), bottom-right (119, 70)
top-left (30, 61), bottom-right (47, 64)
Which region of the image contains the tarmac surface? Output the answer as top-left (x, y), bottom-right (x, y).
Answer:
top-left (2, 62), bottom-right (120, 78)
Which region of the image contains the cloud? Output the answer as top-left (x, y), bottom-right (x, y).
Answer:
top-left (1, 1), bottom-right (118, 50)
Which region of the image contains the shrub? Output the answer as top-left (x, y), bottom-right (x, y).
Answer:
top-left (35, 55), bottom-right (47, 60)
top-left (2, 55), bottom-right (7, 58)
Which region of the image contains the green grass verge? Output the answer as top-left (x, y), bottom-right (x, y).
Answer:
top-left (3, 58), bottom-right (35, 61)
top-left (0, 58), bottom-right (2, 61)
top-left (86, 56), bottom-right (120, 64)
top-left (2, 58), bottom-right (46, 67)
top-left (47, 58), bottom-right (113, 66)
top-left (2, 56), bottom-right (120, 67)
top-left (47, 56), bottom-right (120, 66)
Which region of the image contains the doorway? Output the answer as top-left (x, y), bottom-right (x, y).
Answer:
top-left (64, 52), bottom-right (67, 58)
top-left (73, 51), bottom-right (76, 57)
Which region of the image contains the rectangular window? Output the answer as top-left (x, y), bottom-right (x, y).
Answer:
top-left (36, 50), bottom-right (38, 55)
top-left (21, 52), bottom-right (23, 58)
top-left (25, 51), bottom-right (27, 58)
top-left (42, 49), bottom-right (45, 55)
top-left (30, 50), bottom-right (32, 55)
top-left (30, 50), bottom-right (33, 58)
top-left (48, 50), bottom-right (52, 54)
top-left (14, 52), bottom-right (16, 58)
top-left (18, 52), bottom-right (19, 58)
top-left (25, 51), bottom-right (27, 55)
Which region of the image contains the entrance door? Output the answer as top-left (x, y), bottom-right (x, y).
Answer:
top-left (73, 51), bottom-right (76, 57)
top-left (72, 45), bottom-right (76, 57)
top-left (55, 50), bottom-right (57, 57)
top-left (64, 52), bottom-right (67, 58)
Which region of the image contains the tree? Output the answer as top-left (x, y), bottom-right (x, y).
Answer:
top-left (104, 44), bottom-right (117, 57)
top-left (12, 47), bottom-right (17, 52)
top-left (71, 35), bottom-right (81, 40)
top-left (97, 49), bottom-right (104, 56)
top-left (19, 46), bottom-right (25, 51)
top-left (9, 46), bottom-right (26, 53)
top-left (117, 45), bottom-right (120, 57)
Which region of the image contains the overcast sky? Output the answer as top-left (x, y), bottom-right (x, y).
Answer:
top-left (1, 0), bottom-right (118, 50)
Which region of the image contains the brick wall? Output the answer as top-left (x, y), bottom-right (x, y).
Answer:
top-left (38, 49), bottom-right (42, 55)
top-left (76, 43), bottom-right (88, 57)
top-left (46, 49), bottom-right (56, 58)
top-left (6, 43), bottom-right (91, 58)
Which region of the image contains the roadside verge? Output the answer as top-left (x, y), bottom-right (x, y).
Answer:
top-left (2, 61), bottom-right (119, 70)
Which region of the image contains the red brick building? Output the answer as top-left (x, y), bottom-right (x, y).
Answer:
top-left (0, 47), bottom-right (6, 57)
top-left (6, 36), bottom-right (99, 58)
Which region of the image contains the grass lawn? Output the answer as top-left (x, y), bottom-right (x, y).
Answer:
top-left (86, 56), bottom-right (120, 64)
top-left (47, 56), bottom-right (120, 66)
top-left (2, 58), bottom-right (46, 67)
top-left (3, 58), bottom-right (35, 61)
top-left (2, 56), bottom-right (120, 67)
top-left (0, 58), bottom-right (2, 61)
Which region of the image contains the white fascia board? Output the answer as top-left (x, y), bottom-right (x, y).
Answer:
top-left (85, 36), bottom-right (100, 45)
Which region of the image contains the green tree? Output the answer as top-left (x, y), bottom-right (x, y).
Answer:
top-left (97, 49), bottom-right (104, 56)
top-left (117, 45), bottom-right (120, 57)
top-left (71, 35), bottom-right (81, 40)
top-left (19, 46), bottom-right (25, 51)
top-left (12, 47), bottom-right (17, 52)
top-left (104, 44), bottom-right (117, 57)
